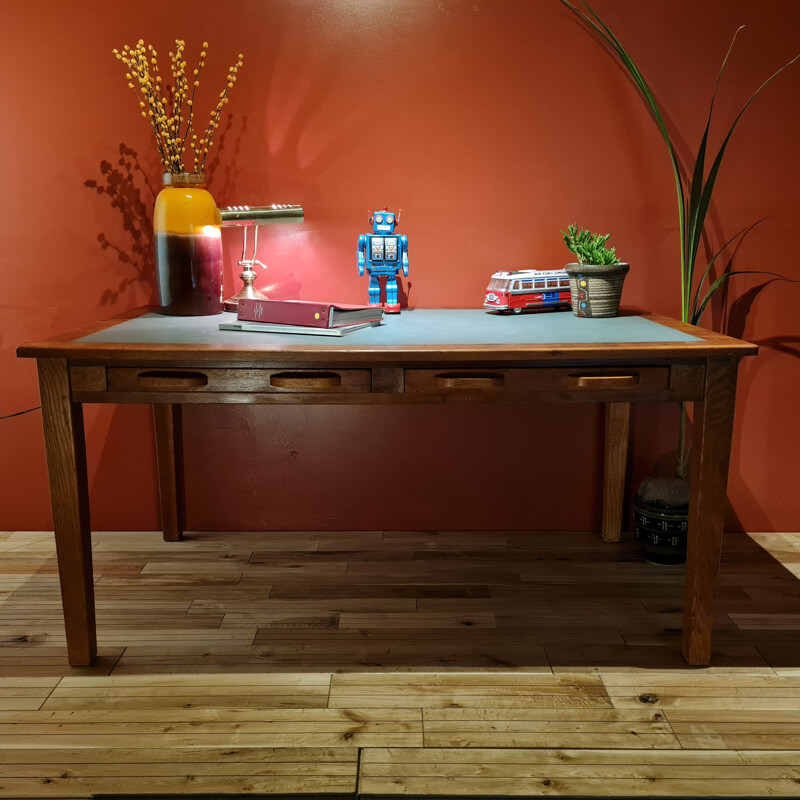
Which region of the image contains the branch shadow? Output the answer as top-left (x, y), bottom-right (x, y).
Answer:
top-left (84, 143), bottom-right (158, 306)
top-left (205, 112), bottom-right (246, 205)
top-left (85, 120), bottom-right (247, 307)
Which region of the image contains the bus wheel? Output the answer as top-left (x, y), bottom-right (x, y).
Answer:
top-left (512, 308), bottom-right (523, 315)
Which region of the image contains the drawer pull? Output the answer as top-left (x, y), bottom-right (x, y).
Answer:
top-left (135, 370), bottom-right (209, 389)
top-left (270, 371), bottom-right (343, 390)
top-left (434, 372), bottom-right (505, 389)
top-left (568, 374), bottom-right (639, 389)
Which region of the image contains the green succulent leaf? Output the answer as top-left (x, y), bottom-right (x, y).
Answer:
top-left (562, 223), bottom-right (621, 265)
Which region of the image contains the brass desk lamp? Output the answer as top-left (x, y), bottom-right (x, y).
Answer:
top-left (220, 204), bottom-right (304, 312)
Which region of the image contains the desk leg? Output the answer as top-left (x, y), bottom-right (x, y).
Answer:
top-left (153, 404), bottom-right (185, 542)
top-left (683, 359), bottom-right (739, 666)
top-left (37, 358), bottom-right (96, 667)
top-left (602, 401), bottom-right (630, 542)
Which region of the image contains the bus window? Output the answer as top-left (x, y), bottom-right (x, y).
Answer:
top-left (512, 281), bottom-right (520, 290)
top-left (521, 281), bottom-right (533, 289)
top-left (489, 278), bottom-right (510, 291)
top-left (546, 279), bottom-right (558, 288)
top-left (559, 279), bottom-right (570, 288)
top-left (534, 280), bottom-right (545, 288)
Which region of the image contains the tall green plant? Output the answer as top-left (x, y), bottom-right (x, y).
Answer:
top-left (561, 0), bottom-right (798, 475)
top-left (560, 0), bottom-right (797, 326)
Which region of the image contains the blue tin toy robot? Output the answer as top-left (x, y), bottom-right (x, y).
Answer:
top-left (357, 208), bottom-right (408, 313)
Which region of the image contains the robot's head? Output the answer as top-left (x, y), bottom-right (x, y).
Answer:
top-left (369, 207), bottom-right (400, 234)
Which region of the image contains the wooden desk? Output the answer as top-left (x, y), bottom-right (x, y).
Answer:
top-left (17, 308), bottom-right (757, 667)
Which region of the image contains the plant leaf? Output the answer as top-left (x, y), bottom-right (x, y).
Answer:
top-left (561, 0), bottom-right (687, 305)
top-left (690, 218), bottom-right (766, 322)
top-left (690, 51), bottom-right (800, 315)
top-left (692, 270), bottom-right (796, 325)
top-left (685, 27), bottom-right (746, 321)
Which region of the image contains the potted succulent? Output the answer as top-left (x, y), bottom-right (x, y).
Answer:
top-left (561, 0), bottom-right (799, 563)
top-left (562, 224), bottom-right (629, 318)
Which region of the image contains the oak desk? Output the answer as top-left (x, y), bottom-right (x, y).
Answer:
top-left (17, 308), bottom-right (757, 666)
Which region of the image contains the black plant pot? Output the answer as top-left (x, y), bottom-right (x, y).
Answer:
top-left (633, 474), bottom-right (689, 565)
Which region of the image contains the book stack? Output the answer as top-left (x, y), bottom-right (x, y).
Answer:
top-left (219, 299), bottom-right (384, 337)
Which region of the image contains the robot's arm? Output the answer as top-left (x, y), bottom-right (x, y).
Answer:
top-left (357, 234), bottom-right (367, 277)
top-left (400, 235), bottom-right (409, 277)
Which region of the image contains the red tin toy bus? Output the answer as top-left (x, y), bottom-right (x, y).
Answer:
top-left (484, 268), bottom-right (571, 314)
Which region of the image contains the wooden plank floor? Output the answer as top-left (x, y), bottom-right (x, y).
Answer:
top-left (1, 528), bottom-right (800, 797)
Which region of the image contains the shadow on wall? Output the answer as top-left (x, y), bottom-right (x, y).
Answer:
top-left (718, 281), bottom-right (800, 533)
top-left (725, 279), bottom-right (800, 361)
top-left (85, 404), bottom-right (160, 531)
top-left (83, 117), bottom-right (245, 308)
top-left (84, 143), bottom-right (158, 307)
top-left (203, 113), bottom-right (244, 205)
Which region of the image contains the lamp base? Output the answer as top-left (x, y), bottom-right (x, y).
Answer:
top-left (223, 263), bottom-right (268, 312)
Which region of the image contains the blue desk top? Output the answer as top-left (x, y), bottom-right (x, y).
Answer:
top-left (79, 308), bottom-right (699, 347)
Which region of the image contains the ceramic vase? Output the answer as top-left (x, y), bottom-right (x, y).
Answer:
top-left (153, 172), bottom-right (224, 316)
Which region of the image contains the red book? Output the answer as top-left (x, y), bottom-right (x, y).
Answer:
top-left (237, 298), bottom-right (383, 328)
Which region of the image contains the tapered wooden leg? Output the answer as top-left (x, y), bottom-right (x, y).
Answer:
top-left (602, 401), bottom-right (630, 542)
top-left (153, 404), bottom-right (185, 542)
top-left (683, 359), bottom-right (739, 665)
top-left (36, 358), bottom-right (96, 666)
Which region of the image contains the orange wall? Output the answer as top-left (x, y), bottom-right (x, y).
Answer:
top-left (1, 0), bottom-right (799, 532)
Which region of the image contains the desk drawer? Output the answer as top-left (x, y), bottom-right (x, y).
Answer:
top-left (104, 367), bottom-right (372, 394)
top-left (404, 366), bottom-right (672, 397)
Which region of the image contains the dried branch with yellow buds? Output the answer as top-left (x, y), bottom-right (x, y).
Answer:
top-left (113, 39), bottom-right (243, 174)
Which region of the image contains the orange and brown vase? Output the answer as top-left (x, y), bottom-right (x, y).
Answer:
top-left (153, 172), bottom-right (224, 315)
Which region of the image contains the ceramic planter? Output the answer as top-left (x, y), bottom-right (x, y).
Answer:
top-left (632, 472), bottom-right (689, 565)
top-left (565, 262), bottom-right (630, 318)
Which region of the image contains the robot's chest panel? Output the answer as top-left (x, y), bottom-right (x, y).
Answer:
top-left (370, 236), bottom-right (399, 262)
